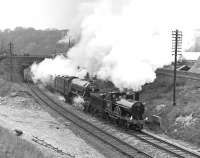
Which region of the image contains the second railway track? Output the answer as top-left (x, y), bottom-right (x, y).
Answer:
top-left (86, 116), bottom-right (200, 158)
top-left (130, 131), bottom-right (200, 158)
top-left (28, 84), bottom-right (152, 158)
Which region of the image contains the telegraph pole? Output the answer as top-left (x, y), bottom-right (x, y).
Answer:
top-left (172, 30), bottom-right (182, 106)
top-left (69, 36), bottom-right (71, 48)
top-left (9, 42), bottom-right (13, 81)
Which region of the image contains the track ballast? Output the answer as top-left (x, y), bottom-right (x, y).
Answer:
top-left (28, 84), bottom-right (200, 158)
top-left (131, 130), bottom-right (200, 158)
top-left (28, 84), bottom-right (152, 158)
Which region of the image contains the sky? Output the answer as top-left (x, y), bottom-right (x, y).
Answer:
top-left (1, 0), bottom-right (200, 32)
top-left (0, 0), bottom-right (84, 30)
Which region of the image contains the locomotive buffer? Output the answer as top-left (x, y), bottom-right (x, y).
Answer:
top-left (172, 30), bottom-right (182, 106)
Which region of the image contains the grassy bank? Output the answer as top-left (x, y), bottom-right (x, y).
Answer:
top-left (141, 76), bottom-right (200, 146)
top-left (0, 126), bottom-right (47, 158)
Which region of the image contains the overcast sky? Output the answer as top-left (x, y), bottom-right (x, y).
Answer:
top-left (0, 0), bottom-right (84, 30)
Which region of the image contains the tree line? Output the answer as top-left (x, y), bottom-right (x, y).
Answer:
top-left (0, 27), bottom-right (71, 56)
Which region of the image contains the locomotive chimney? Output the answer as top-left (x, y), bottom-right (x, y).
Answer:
top-left (135, 92), bottom-right (139, 101)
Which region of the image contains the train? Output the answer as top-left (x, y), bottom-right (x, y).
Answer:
top-left (23, 67), bottom-right (33, 83)
top-left (24, 67), bottom-right (145, 130)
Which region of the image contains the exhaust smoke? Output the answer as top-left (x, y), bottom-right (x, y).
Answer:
top-left (72, 96), bottom-right (85, 111)
top-left (31, 0), bottom-right (200, 90)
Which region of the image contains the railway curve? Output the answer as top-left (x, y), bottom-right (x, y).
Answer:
top-left (28, 83), bottom-right (152, 158)
top-left (27, 83), bottom-right (200, 158)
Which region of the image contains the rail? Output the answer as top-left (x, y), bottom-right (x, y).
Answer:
top-left (128, 130), bottom-right (200, 158)
top-left (28, 84), bottom-right (152, 158)
top-left (28, 83), bottom-right (200, 158)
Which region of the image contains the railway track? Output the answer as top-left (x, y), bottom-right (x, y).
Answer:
top-left (28, 84), bottom-right (152, 158)
top-left (87, 117), bottom-right (200, 158)
top-left (130, 130), bottom-right (200, 158)
top-left (28, 84), bottom-right (200, 158)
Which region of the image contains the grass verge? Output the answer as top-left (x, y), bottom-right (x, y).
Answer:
top-left (0, 126), bottom-right (47, 158)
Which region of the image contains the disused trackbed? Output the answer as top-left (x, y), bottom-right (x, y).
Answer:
top-left (28, 84), bottom-right (152, 158)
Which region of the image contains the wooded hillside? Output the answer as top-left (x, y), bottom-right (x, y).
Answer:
top-left (0, 27), bottom-right (70, 56)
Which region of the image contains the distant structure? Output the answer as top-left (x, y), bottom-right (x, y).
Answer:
top-left (189, 55), bottom-right (200, 73)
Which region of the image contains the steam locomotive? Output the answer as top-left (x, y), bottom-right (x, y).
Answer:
top-left (24, 68), bottom-right (145, 130)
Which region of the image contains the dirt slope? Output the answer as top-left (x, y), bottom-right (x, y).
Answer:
top-left (0, 79), bottom-right (105, 158)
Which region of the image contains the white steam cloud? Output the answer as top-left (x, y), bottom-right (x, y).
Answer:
top-left (31, 55), bottom-right (86, 83)
top-left (72, 96), bottom-right (85, 111)
top-left (31, 0), bottom-right (200, 90)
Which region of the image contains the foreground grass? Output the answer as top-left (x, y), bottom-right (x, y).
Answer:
top-left (0, 126), bottom-right (47, 158)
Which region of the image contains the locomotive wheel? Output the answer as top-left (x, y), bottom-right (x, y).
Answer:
top-left (87, 104), bottom-right (92, 113)
top-left (134, 125), bottom-right (140, 131)
top-left (65, 96), bottom-right (71, 104)
top-left (118, 120), bottom-right (124, 127)
top-left (125, 122), bottom-right (130, 129)
top-left (115, 119), bottom-right (119, 125)
top-left (109, 117), bottom-right (114, 123)
top-left (113, 118), bottom-right (118, 125)
top-left (83, 102), bottom-right (90, 112)
top-left (102, 112), bottom-right (107, 119)
top-left (64, 96), bottom-right (69, 103)
top-left (130, 124), bottom-right (143, 131)
top-left (117, 119), bottom-right (122, 126)
top-left (90, 107), bottom-right (96, 115)
top-left (136, 124), bottom-right (143, 131)
top-left (104, 113), bottom-right (110, 121)
top-left (96, 111), bottom-right (102, 118)
top-left (89, 106), bottom-right (93, 113)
